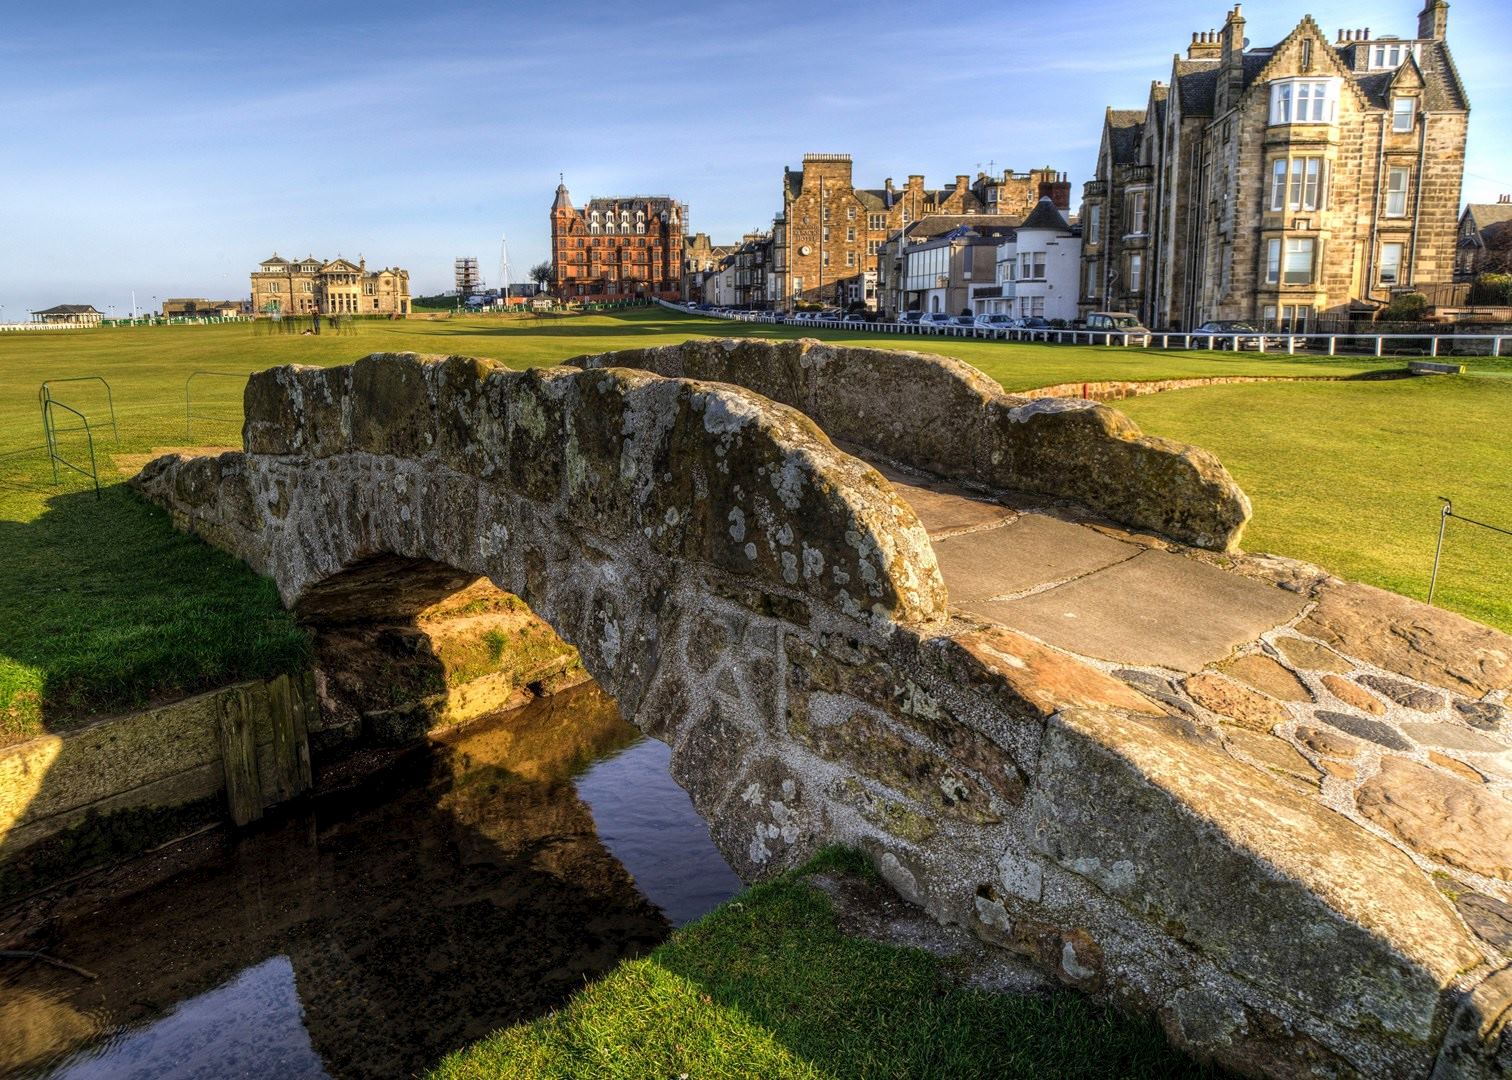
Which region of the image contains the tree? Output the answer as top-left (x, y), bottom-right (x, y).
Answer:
top-left (529, 261), bottom-right (552, 289)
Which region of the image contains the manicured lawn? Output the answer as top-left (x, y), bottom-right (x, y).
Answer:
top-left (430, 849), bottom-right (1211, 1080)
top-left (2, 306), bottom-right (1508, 740)
top-left (1121, 375), bottom-right (1512, 633)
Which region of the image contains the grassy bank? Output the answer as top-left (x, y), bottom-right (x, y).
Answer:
top-left (2, 307), bottom-right (1508, 739)
top-left (1121, 374), bottom-right (1512, 632)
top-left (430, 849), bottom-right (1210, 1080)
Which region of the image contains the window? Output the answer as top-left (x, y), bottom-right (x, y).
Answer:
top-left (822, 226), bottom-right (830, 243)
top-left (1270, 79), bottom-right (1337, 124)
top-left (1267, 239), bottom-right (1318, 285)
top-left (868, 214), bottom-right (885, 230)
top-left (1020, 296), bottom-right (1045, 317)
top-left (1127, 253), bottom-right (1144, 293)
top-left (846, 227), bottom-right (855, 242)
top-left (1270, 157), bottom-right (1325, 212)
top-left (1087, 204), bottom-right (1102, 240)
top-left (1380, 241), bottom-right (1404, 284)
top-left (847, 206), bottom-right (856, 221)
top-left (1085, 261), bottom-right (1100, 297)
top-left (1300, 38), bottom-right (1313, 70)
top-left (1385, 167), bottom-right (1410, 217)
top-left (1372, 43), bottom-right (1410, 69)
top-left (1019, 252), bottom-right (1046, 280)
top-left (1392, 96), bottom-right (1416, 132)
top-left (822, 252), bottom-right (830, 267)
top-left (1127, 192), bottom-right (1148, 234)
top-left (867, 240), bottom-right (880, 255)
top-left (822, 206), bottom-right (830, 222)
top-left (845, 252), bottom-right (855, 267)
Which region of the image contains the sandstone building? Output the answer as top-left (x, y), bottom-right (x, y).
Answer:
top-left (550, 182), bottom-right (685, 302)
top-left (1080, 1), bottom-right (1468, 329)
top-left (251, 256), bottom-right (410, 316)
top-left (771, 153), bottom-right (1067, 309)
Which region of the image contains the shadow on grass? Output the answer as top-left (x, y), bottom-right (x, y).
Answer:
top-left (0, 481), bottom-right (309, 745)
top-left (432, 849), bottom-right (1219, 1080)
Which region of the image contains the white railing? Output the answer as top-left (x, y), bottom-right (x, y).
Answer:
top-left (656, 301), bottom-right (1509, 357)
top-left (0, 322), bottom-right (91, 332)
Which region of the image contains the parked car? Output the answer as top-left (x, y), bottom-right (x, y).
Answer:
top-left (974, 314), bottom-right (1021, 329)
top-left (897, 311), bottom-right (923, 325)
top-left (1084, 311), bottom-right (1150, 344)
top-left (1190, 320), bottom-right (1285, 350)
top-left (950, 314), bottom-right (976, 327)
top-left (818, 308), bottom-right (844, 321)
top-left (1020, 316), bottom-right (1051, 330)
top-left (922, 312), bottom-right (954, 328)
top-left (841, 313), bottom-right (867, 325)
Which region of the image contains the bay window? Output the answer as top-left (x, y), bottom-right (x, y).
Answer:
top-left (1269, 157), bottom-right (1325, 212)
top-left (1270, 79), bottom-right (1338, 125)
top-left (1266, 237), bottom-right (1316, 285)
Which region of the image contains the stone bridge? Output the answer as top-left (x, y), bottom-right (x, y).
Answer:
top-left (133, 342), bottom-right (1511, 1078)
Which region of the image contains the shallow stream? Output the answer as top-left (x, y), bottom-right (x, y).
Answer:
top-left (0, 682), bottom-right (742, 1079)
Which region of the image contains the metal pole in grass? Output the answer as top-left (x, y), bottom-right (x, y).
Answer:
top-left (1429, 498), bottom-right (1452, 605)
top-left (1428, 497), bottom-right (1512, 605)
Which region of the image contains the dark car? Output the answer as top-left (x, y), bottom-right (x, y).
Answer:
top-left (1190, 320), bottom-right (1285, 350)
top-left (897, 311), bottom-right (923, 325)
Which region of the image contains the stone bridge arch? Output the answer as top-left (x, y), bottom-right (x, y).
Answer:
top-left (132, 352), bottom-right (1509, 1078)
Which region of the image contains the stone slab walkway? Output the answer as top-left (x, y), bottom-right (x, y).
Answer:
top-left (875, 459), bottom-right (1512, 962)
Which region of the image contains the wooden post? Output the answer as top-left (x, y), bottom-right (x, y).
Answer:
top-left (217, 686), bottom-right (264, 826)
top-left (265, 673), bottom-right (314, 804)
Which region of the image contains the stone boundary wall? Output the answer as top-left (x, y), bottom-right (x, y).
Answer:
top-left (568, 338), bottom-right (1252, 551)
top-left (0, 672), bottom-right (315, 860)
top-left (127, 353), bottom-right (1509, 1076)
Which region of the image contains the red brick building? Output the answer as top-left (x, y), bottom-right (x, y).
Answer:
top-left (550, 181), bottom-right (686, 301)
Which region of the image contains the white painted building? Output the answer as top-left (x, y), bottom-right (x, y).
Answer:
top-left (974, 197), bottom-right (1082, 322)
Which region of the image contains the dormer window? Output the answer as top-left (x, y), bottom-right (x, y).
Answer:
top-left (1269, 78), bottom-right (1339, 125)
top-left (1392, 96), bottom-right (1416, 132)
top-left (1369, 42), bottom-right (1418, 69)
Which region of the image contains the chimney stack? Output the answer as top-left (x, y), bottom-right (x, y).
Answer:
top-left (1038, 175), bottom-right (1073, 211)
top-left (1418, 0), bottom-right (1449, 40)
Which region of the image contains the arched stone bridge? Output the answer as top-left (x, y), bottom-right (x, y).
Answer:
top-left (134, 344), bottom-right (1511, 1078)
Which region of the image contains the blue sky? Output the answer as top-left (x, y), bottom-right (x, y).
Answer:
top-left (1, 0), bottom-right (1508, 316)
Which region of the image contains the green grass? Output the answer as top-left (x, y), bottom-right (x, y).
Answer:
top-left (1120, 375), bottom-right (1512, 632)
top-left (430, 849), bottom-right (1211, 1080)
top-left (2, 306), bottom-right (1508, 740)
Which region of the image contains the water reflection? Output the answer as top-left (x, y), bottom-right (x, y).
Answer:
top-left (0, 682), bottom-right (741, 1079)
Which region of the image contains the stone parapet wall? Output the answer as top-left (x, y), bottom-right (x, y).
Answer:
top-left (568, 337), bottom-right (1251, 551)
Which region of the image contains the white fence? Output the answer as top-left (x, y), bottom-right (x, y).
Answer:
top-left (0, 322), bottom-right (87, 332)
top-left (657, 300), bottom-right (1509, 357)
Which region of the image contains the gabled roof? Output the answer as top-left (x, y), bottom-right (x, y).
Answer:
top-left (323, 258), bottom-right (360, 271)
top-left (1174, 59), bottom-right (1220, 115)
top-left (1106, 109), bottom-right (1147, 164)
top-left (261, 254), bottom-right (290, 266)
top-left (32, 304), bottom-right (100, 314)
top-left (1018, 196), bottom-right (1072, 233)
top-left (1464, 202), bottom-right (1512, 232)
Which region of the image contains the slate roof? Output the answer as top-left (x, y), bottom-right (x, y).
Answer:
top-left (1465, 202), bottom-right (1512, 233)
top-left (900, 214), bottom-right (1022, 242)
top-left (32, 304), bottom-right (101, 315)
top-left (1107, 109), bottom-right (1147, 164)
top-left (1018, 196), bottom-right (1073, 233)
top-left (1174, 60), bottom-right (1220, 115)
